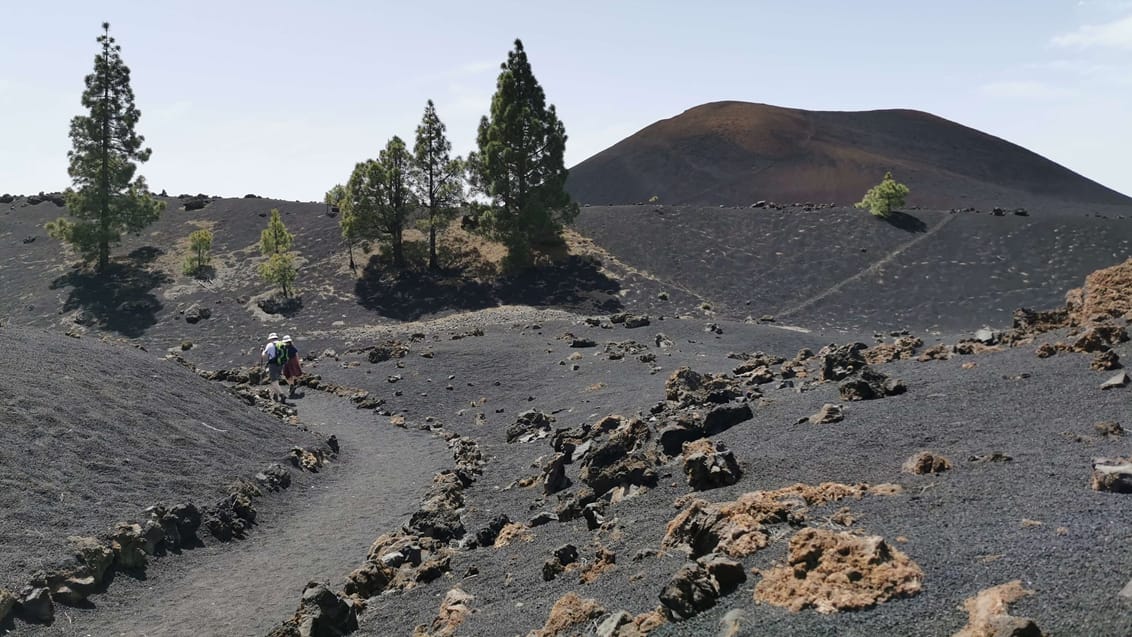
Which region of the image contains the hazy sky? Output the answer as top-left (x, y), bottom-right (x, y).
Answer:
top-left (3, 1), bottom-right (1130, 201)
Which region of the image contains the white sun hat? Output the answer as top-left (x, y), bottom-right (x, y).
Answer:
top-left (268, 332), bottom-right (279, 340)
top-left (283, 335), bottom-right (293, 343)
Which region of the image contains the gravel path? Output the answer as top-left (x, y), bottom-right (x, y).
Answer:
top-left (19, 391), bottom-right (450, 637)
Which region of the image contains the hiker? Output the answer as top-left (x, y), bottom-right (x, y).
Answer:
top-left (281, 334), bottom-right (302, 397)
top-left (260, 332), bottom-right (289, 404)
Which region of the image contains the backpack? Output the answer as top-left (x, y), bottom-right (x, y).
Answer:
top-left (272, 341), bottom-right (290, 366)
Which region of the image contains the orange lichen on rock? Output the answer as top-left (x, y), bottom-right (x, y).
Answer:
top-left (754, 528), bottom-right (923, 614)
top-left (412, 588), bottom-right (474, 637)
top-left (952, 580), bottom-right (1043, 637)
top-left (494, 523), bottom-right (534, 547)
top-left (527, 592), bottom-right (606, 637)
top-left (579, 547), bottom-right (617, 584)
top-left (1066, 257), bottom-right (1132, 325)
top-left (663, 482), bottom-right (902, 559)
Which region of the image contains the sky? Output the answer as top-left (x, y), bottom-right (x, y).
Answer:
top-left (2, 1), bottom-right (1131, 201)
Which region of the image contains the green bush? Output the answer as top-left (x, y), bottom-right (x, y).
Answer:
top-left (182, 228), bottom-right (213, 277)
top-left (855, 171), bottom-right (909, 218)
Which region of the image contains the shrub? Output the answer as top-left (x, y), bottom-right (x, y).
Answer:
top-left (182, 228), bottom-right (213, 277)
top-left (855, 171), bottom-right (909, 218)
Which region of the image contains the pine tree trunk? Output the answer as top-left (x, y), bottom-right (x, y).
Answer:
top-left (429, 223), bottom-right (438, 270)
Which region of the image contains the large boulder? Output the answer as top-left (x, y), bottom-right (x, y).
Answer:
top-left (17, 585), bottom-right (53, 623)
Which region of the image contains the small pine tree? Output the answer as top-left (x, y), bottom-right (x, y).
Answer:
top-left (856, 171), bottom-right (909, 218)
top-left (469, 39), bottom-right (577, 270)
top-left (182, 228), bottom-right (213, 277)
top-left (258, 209), bottom-right (297, 296)
top-left (48, 22), bottom-right (164, 272)
top-left (259, 252), bottom-right (297, 298)
top-left (260, 208), bottom-right (293, 255)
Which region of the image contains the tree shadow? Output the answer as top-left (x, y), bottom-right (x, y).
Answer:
top-left (882, 210), bottom-right (928, 233)
top-left (50, 250), bottom-right (171, 338)
top-left (355, 254), bottom-right (622, 320)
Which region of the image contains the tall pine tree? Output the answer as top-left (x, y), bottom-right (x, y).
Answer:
top-left (411, 100), bottom-right (464, 270)
top-left (469, 39), bottom-right (576, 270)
top-left (47, 22), bottom-right (163, 272)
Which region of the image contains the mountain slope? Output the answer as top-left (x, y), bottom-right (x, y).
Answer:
top-left (566, 101), bottom-right (1131, 209)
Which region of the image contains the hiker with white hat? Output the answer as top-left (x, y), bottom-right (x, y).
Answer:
top-left (281, 334), bottom-right (303, 398)
top-left (259, 332), bottom-right (289, 404)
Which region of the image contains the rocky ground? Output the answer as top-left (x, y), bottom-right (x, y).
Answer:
top-left (2, 194), bottom-right (1132, 636)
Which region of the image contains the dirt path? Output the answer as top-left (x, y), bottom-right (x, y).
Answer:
top-left (30, 392), bottom-right (450, 637)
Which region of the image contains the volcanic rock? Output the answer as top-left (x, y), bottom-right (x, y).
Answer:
top-left (902, 451), bottom-right (952, 475)
top-left (659, 554), bottom-right (746, 620)
top-left (507, 410), bottom-right (555, 443)
top-left (682, 439), bottom-right (742, 490)
top-left (753, 528), bottom-right (923, 613)
top-left (528, 592), bottom-right (606, 637)
top-left (1091, 458), bottom-right (1132, 493)
top-left (838, 367), bottom-right (906, 401)
top-left (820, 343), bottom-right (868, 381)
top-left (952, 581), bottom-right (1043, 637)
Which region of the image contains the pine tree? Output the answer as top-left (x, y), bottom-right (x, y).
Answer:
top-left (325, 183), bottom-right (358, 271)
top-left (469, 39), bottom-right (576, 270)
top-left (47, 22), bottom-right (164, 272)
top-left (856, 171), bottom-right (910, 218)
top-left (182, 228), bottom-right (213, 277)
top-left (411, 100), bottom-right (464, 270)
top-left (260, 208), bottom-right (294, 255)
top-left (258, 209), bottom-right (297, 296)
top-left (345, 137), bottom-right (415, 269)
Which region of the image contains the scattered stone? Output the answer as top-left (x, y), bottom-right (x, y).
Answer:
top-left (537, 450), bottom-right (571, 495)
top-left (1092, 458), bottom-right (1132, 493)
top-left (917, 344), bottom-right (951, 362)
top-left (578, 547), bottom-right (617, 584)
top-left (902, 451), bottom-right (953, 475)
top-left (974, 327), bottom-right (998, 345)
top-left (682, 439), bottom-right (742, 490)
top-left (254, 462), bottom-right (292, 492)
top-left (754, 528), bottom-right (923, 613)
top-left (269, 582), bottom-right (358, 637)
top-left (473, 515), bottom-right (511, 549)
top-left (507, 410), bottom-right (555, 443)
top-left (413, 588), bottom-right (474, 637)
top-left (1096, 421), bottom-right (1125, 437)
top-left (184, 306), bottom-right (211, 324)
top-left (952, 581), bottom-right (1043, 637)
top-left (0, 589), bottom-right (13, 625)
top-left (542, 544), bottom-right (579, 581)
top-left (529, 511), bottom-right (559, 527)
top-left (493, 522), bottom-right (534, 547)
top-left (528, 592), bottom-right (606, 637)
top-left (1072, 324), bottom-right (1129, 353)
top-left (838, 366), bottom-right (905, 401)
top-left (604, 340), bottom-right (648, 360)
top-left (110, 522), bottom-right (148, 569)
top-left (819, 343), bottom-right (868, 381)
top-left (17, 586), bottom-right (53, 623)
top-left (620, 314), bottom-right (651, 329)
top-left (367, 340), bottom-right (410, 363)
top-left (655, 333), bottom-right (674, 348)
top-left (1101, 371), bottom-right (1129, 390)
top-left (864, 336), bottom-right (923, 364)
top-left (579, 417), bottom-right (659, 496)
top-left (659, 554), bottom-right (746, 620)
top-left (1092, 350), bottom-right (1121, 371)
top-left (1035, 343), bottom-right (1058, 359)
top-left (804, 403), bottom-right (843, 425)
top-left (968, 452), bottom-right (1013, 463)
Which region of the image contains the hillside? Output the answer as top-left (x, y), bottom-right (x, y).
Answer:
top-left (3, 192), bottom-right (1132, 636)
top-left (566, 101), bottom-right (1132, 209)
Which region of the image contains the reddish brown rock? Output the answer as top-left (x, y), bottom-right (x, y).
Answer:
top-left (902, 451), bottom-right (953, 475)
top-left (952, 581), bottom-right (1044, 637)
top-left (753, 528), bottom-right (923, 613)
